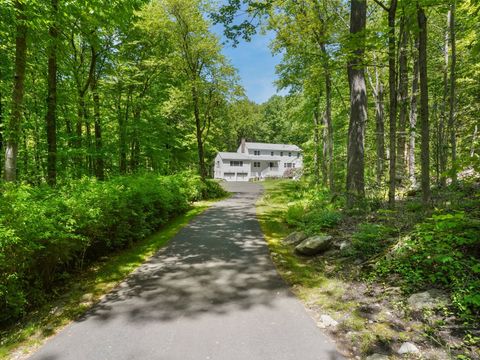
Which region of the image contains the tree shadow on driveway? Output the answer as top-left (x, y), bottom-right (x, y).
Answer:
top-left (78, 187), bottom-right (288, 324)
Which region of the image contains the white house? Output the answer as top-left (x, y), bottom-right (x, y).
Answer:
top-left (213, 139), bottom-right (303, 181)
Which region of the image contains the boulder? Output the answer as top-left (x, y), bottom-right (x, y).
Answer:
top-left (283, 231), bottom-right (307, 246)
top-left (316, 314), bottom-right (338, 328)
top-left (407, 290), bottom-right (449, 312)
top-left (397, 342), bottom-right (420, 355)
top-left (295, 235), bottom-right (333, 256)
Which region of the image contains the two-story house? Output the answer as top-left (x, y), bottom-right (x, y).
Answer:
top-left (213, 139), bottom-right (303, 181)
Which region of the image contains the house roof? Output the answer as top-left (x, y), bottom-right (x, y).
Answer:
top-left (245, 142), bottom-right (302, 152)
top-left (217, 152), bottom-right (251, 160)
top-left (217, 152), bottom-right (283, 162)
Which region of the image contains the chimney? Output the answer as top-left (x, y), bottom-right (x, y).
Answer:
top-left (241, 138), bottom-right (246, 153)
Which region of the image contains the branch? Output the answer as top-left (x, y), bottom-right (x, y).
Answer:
top-left (372, 0), bottom-right (389, 12)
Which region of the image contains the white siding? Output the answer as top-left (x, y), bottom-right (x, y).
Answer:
top-left (216, 142), bottom-right (303, 181)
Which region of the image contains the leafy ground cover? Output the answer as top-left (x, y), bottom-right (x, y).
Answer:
top-left (257, 179), bottom-right (480, 359)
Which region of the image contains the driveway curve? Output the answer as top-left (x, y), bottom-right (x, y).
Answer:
top-left (29, 182), bottom-right (344, 360)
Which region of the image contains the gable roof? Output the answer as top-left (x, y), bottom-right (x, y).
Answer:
top-left (245, 142), bottom-right (301, 152)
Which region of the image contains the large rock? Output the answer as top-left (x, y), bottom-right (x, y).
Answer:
top-left (295, 235), bottom-right (333, 256)
top-left (283, 231), bottom-right (307, 246)
top-left (407, 289), bottom-right (449, 312)
top-left (316, 314), bottom-right (338, 328)
top-left (397, 342), bottom-right (420, 355)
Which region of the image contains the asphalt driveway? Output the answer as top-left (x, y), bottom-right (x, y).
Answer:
top-left (29, 182), bottom-right (344, 360)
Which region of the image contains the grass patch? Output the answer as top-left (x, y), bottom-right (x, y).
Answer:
top-left (0, 200), bottom-right (215, 359)
top-left (256, 180), bottom-right (351, 309)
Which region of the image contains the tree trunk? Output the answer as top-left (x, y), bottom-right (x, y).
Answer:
top-left (119, 87), bottom-right (129, 175)
top-left (439, 11), bottom-right (449, 187)
top-left (4, 0), bottom-right (27, 182)
top-left (313, 107), bottom-right (321, 184)
top-left (471, 124), bottom-right (477, 158)
top-left (130, 107), bottom-right (141, 173)
top-left (75, 95), bottom-right (84, 176)
top-left (346, 0), bottom-right (367, 208)
top-left (192, 84), bottom-right (207, 180)
top-left (408, 36), bottom-right (419, 187)
top-left (374, 65), bottom-right (386, 184)
top-left (321, 42), bottom-right (334, 192)
top-left (89, 52), bottom-right (104, 181)
top-left (396, 17), bottom-right (408, 185)
top-left (86, 118), bottom-right (93, 175)
top-left (448, 3), bottom-right (457, 185)
top-left (387, 0), bottom-right (398, 207)
top-left (0, 87), bottom-right (3, 179)
top-left (322, 111), bottom-right (328, 187)
top-left (45, 0), bottom-right (58, 186)
top-left (91, 80), bottom-right (104, 180)
top-left (417, 5), bottom-right (430, 205)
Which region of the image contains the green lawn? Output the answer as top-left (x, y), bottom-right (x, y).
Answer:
top-left (0, 201), bottom-right (215, 359)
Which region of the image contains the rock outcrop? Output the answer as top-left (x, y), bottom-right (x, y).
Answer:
top-left (295, 235), bottom-right (333, 256)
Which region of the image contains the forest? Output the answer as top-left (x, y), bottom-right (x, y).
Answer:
top-left (0, 0), bottom-right (479, 358)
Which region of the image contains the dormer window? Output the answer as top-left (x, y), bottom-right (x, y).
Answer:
top-left (280, 152), bottom-right (283, 156)
top-left (288, 152), bottom-right (292, 157)
top-left (271, 151), bottom-right (274, 156)
top-left (254, 150), bottom-right (260, 156)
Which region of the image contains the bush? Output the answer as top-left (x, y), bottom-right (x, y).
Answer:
top-left (302, 208), bottom-right (342, 236)
top-left (285, 202), bottom-right (307, 227)
top-left (0, 173), bottom-right (220, 324)
top-left (374, 211), bottom-right (480, 319)
top-left (350, 223), bottom-right (397, 257)
top-left (285, 202), bottom-right (341, 236)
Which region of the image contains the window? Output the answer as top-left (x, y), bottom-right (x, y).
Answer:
top-left (230, 161), bottom-right (243, 167)
top-left (254, 150), bottom-right (260, 156)
top-left (269, 162), bottom-right (277, 168)
top-left (253, 162), bottom-right (260, 168)
top-left (293, 163), bottom-right (296, 168)
top-left (280, 152), bottom-right (283, 156)
top-left (284, 163), bottom-right (292, 168)
top-left (271, 151), bottom-right (274, 156)
top-left (288, 152), bottom-right (292, 157)
top-left (297, 152), bottom-right (300, 158)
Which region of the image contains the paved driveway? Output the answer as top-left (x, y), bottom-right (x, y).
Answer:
top-left (29, 182), bottom-right (344, 360)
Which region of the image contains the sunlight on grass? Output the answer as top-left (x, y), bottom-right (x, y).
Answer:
top-left (0, 201), bottom-right (215, 360)
top-left (256, 180), bottom-right (383, 353)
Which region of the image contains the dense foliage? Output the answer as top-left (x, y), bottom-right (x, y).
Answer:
top-left (280, 179), bottom-right (480, 324)
top-left (0, 174), bottom-right (225, 324)
top-left (375, 211), bottom-right (480, 320)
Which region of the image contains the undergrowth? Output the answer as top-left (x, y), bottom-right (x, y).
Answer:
top-left (261, 178), bottom-right (480, 357)
top-left (0, 172), bottom-right (226, 326)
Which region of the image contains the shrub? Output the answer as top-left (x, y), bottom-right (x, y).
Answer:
top-left (350, 223), bottom-right (397, 257)
top-left (303, 208), bottom-right (342, 236)
top-left (0, 173), bottom-right (220, 324)
top-left (285, 201), bottom-right (341, 236)
top-left (285, 202), bottom-right (307, 227)
top-left (374, 211), bottom-right (480, 319)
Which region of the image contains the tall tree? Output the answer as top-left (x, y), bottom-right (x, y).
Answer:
top-left (4, 0), bottom-right (27, 182)
top-left (448, 3), bottom-right (457, 185)
top-left (396, 15), bottom-right (408, 185)
top-left (346, 0), bottom-right (367, 207)
top-left (408, 35), bottom-right (419, 187)
top-left (45, 0), bottom-right (59, 186)
top-left (417, 4), bottom-right (430, 205)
